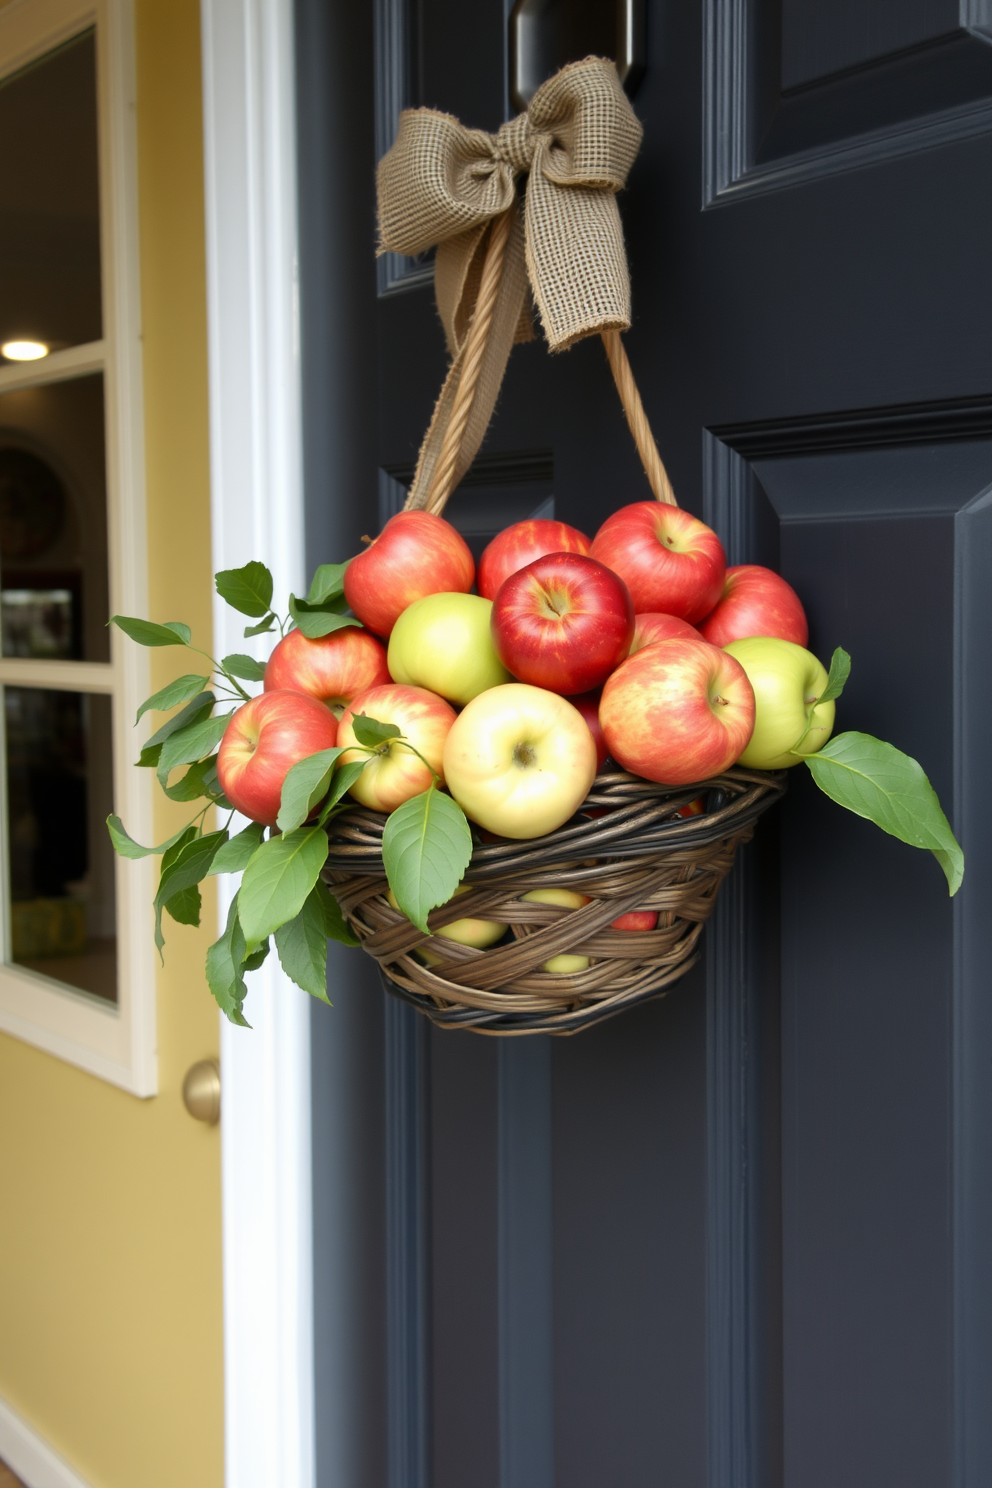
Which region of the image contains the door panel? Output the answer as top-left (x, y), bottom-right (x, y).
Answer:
top-left (297, 0), bottom-right (992, 1482)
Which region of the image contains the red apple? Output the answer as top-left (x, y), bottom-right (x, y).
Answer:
top-left (630, 611), bottom-right (702, 653)
top-left (491, 552), bottom-right (634, 695)
top-left (477, 518), bottom-right (592, 600)
top-left (264, 626), bottom-right (390, 714)
top-left (343, 511), bottom-right (474, 637)
top-left (675, 796), bottom-right (705, 819)
top-left (600, 638), bottom-right (755, 785)
top-left (698, 564), bottom-right (808, 648)
top-left (612, 910), bottom-right (659, 930)
top-left (589, 502), bottom-right (726, 622)
top-left (217, 690), bottom-right (339, 826)
top-left (570, 690), bottom-right (608, 770)
top-left (337, 683), bottom-right (457, 812)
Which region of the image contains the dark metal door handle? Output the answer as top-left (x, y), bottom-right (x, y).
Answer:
top-left (509, 0), bottom-right (646, 112)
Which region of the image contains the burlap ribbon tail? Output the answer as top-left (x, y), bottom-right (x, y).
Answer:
top-left (376, 56), bottom-right (677, 513)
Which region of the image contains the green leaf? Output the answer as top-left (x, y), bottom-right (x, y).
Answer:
top-left (156, 829), bottom-right (229, 909)
top-left (164, 883), bottom-right (201, 927)
top-left (288, 593), bottom-right (361, 639)
top-left (276, 747), bottom-right (345, 833)
top-left (319, 880), bottom-right (360, 946)
top-left (138, 692), bottom-right (216, 767)
top-left (215, 561), bottom-right (274, 617)
top-left (274, 885), bottom-right (330, 998)
top-left (350, 713), bottom-right (401, 748)
top-left (209, 821), bottom-right (266, 875)
top-left (244, 615), bottom-right (275, 638)
top-left (156, 712), bottom-right (233, 786)
top-left (381, 785), bottom-right (473, 934)
top-left (317, 758), bottom-right (368, 822)
top-left (818, 647), bottom-right (851, 707)
top-left (160, 755), bottom-right (222, 802)
top-left (135, 674), bottom-right (210, 724)
top-left (806, 731), bottom-right (964, 895)
top-left (205, 894), bottom-right (251, 1026)
top-left (222, 653), bottom-right (268, 682)
top-left (307, 561), bottom-right (351, 605)
top-left (153, 826), bottom-right (200, 957)
top-left (238, 825), bottom-right (330, 954)
top-left (243, 940), bottom-right (270, 972)
top-left (109, 615), bottom-right (192, 648)
top-left (106, 814), bottom-right (191, 860)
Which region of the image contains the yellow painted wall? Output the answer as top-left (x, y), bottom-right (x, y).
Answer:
top-left (0, 2), bottom-right (224, 1485)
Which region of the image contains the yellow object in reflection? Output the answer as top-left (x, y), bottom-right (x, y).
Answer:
top-left (11, 897), bottom-right (87, 959)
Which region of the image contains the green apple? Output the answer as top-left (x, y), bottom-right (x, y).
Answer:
top-left (388, 592), bottom-right (511, 706)
top-left (520, 888), bottom-right (591, 973)
top-left (723, 637), bottom-right (835, 769)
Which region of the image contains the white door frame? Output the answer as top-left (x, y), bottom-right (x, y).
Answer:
top-left (199, 2), bottom-right (315, 1484)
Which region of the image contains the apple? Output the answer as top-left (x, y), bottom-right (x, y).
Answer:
top-left (520, 887), bottom-right (592, 973)
top-left (491, 552), bottom-right (634, 695)
top-left (477, 517), bottom-right (592, 600)
top-left (600, 638), bottom-right (755, 785)
top-left (611, 910), bottom-right (658, 930)
top-left (698, 565), bottom-right (808, 648)
top-left (570, 690), bottom-right (608, 770)
top-left (388, 592), bottom-right (511, 705)
top-left (264, 626), bottom-right (390, 714)
top-left (343, 510), bottom-right (474, 637)
top-left (723, 637), bottom-right (834, 769)
top-left (217, 689), bottom-right (339, 826)
top-left (337, 683), bottom-right (457, 811)
top-left (589, 502), bottom-right (726, 622)
top-left (443, 683), bottom-right (598, 838)
top-left (630, 611), bottom-right (702, 654)
top-left (388, 884), bottom-right (506, 959)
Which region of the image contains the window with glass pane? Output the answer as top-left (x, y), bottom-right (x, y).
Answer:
top-left (0, 30), bottom-right (117, 1007)
top-left (0, 31), bottom-right (102, 356)
top-left (4, 688), bottom-right (116, 1000)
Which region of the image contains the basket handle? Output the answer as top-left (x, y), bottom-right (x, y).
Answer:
top-left (404, 209), bottom-right (679, 514)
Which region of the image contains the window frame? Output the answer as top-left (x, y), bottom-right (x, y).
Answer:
top-left (0, 0), bottom-right (155, 1095)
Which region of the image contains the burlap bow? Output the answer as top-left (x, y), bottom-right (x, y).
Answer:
top-left (377, 57), bottom-right (644, 510)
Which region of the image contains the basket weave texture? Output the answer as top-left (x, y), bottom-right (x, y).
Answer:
top-left (324, 767), bottom-right (785, 1035)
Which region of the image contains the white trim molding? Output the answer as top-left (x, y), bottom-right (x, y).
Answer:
top-left (0, 0), bottom-right (155, 1097)
top-left (0, 1393), bottom-right (92, 1488)
top-left (200, 1), bottom-right (315, 1486)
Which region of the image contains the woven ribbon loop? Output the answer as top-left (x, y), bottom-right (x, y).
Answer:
top-left (377, 57), bottom-right (644, 510)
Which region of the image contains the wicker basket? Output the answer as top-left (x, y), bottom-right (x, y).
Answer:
top-left (324, 767), bottom-right (785, 1035)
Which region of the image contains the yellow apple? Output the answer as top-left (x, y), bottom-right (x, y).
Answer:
top-left (442, 684), bottom-right (598, 839)
top-left (723, 637), bottom-right (835, 769)
top-left (387, 884), bottom-right (506, 959)
top-left (520, 887), bottom-right (591, 973)
top-left (387, 592), bottom-right (511, 706)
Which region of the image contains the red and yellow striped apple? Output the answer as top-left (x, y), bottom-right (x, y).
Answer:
top-left (477, 517), bottom-right (592, 600)
top-left (630, 611), bottom-right (702, 653)
top-left (698, 565), bottom-right (808, 648)
top-left (343, 510), bottom-right (474, 637)
top-left (337, 683), bottom-right (456, 811)
top-left (264, 626), bottom-right (390, 714)
top-left (600, 637), bottom-right (755, 785)
top-left (590, 502), bottom-right (726, 622)
top-left (217, 690), bottom-right (339, 826)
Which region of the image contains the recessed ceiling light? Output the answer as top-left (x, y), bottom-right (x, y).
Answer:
top-left (1, 340), bottom-right (49, 362)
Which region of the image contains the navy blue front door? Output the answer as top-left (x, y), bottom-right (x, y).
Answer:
top-left (296, 2), bottom-right (992, 1483)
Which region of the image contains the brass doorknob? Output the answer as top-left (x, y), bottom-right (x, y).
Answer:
top-left (183, 1059), bottom-right (221, 1124)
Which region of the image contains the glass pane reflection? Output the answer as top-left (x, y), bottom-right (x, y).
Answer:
top-left (0, 374), bottom-right (110, 661)
top-left (5, 687), bottom-right (116, 1002)
top-left (0, 31), bottom-right (102, 354)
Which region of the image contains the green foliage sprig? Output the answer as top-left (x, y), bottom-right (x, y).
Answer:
top-left (107, 561), bottom-right (473, 1025)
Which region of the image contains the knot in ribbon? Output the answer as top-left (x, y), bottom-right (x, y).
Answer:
top-left (376, 58), bottom-right (644, 509)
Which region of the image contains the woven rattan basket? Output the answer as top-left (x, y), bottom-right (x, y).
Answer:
top-left (324, 767), bottom-right (784, 1035)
